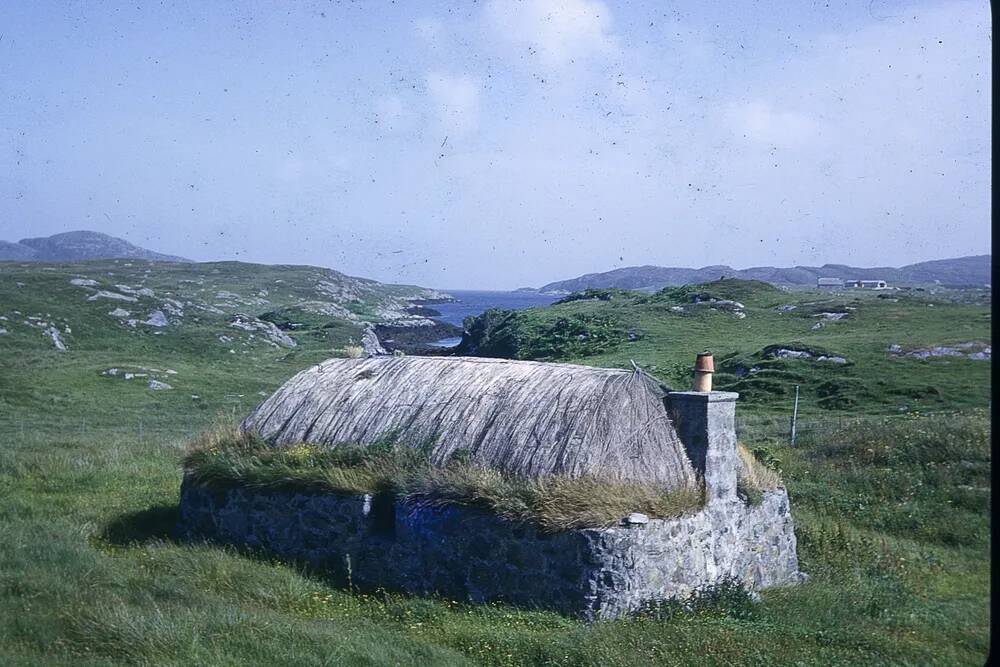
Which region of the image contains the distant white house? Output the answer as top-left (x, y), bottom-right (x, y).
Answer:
top-left (817, 277), bottom-right (844, 289)
top-left (844, 279), bottom-right (889, 289)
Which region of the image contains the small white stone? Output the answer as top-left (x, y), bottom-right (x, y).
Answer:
top-left (143, 310), bottom-right (168, 327)
top-left (87, 290), bottom-right (137, 303)
top-left (44, 326), bottom-right (67, 351)
top-left (624, 512), bottom-right (649, 526)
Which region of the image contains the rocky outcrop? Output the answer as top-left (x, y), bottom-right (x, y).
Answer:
top-left (143, 310), bottom-right (169, 327)
top-left (229, 314), bottom-right (296, 348)
top-left (361, 325), bottom-right (388, 356)
top-left (44, 326), bottom-right (67, 351)
top-left (86, 290), bottom-right (138, 303)
top-left (888, 342), bottom-right (991, 361)
top-left (372, 321), bottom-right (463, 354)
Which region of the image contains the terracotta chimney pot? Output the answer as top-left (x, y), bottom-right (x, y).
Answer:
top-left (693, 352), bottom-right (715, 392)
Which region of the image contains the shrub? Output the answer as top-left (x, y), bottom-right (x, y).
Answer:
top-left (339, 345), bottom-right (365, 358)
top-left (646, 278), bottom-right (779, 305)
top-left (555, 288), bottom-right (633, 304)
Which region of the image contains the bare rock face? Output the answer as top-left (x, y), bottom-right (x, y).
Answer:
top-left (361, 325), bottom-right (388, 356)
top-left (87, 290), bottom-right (138, 303)
top-left (44, 326), bottom-right (67, 350)
top-left (143, 310), bottom-right (169, 327)
top-left (229, 314), bottom-right (296, 348)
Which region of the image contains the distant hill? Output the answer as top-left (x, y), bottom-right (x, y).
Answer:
top-left (536, 255), bottom-right (991, 293)
top-left (0, 230), bottom-right (190, 263)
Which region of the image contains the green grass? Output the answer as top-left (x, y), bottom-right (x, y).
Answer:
top-left (182, 427), bottom-right (706, 532)
top-left (457, 280), bottom-right (991, 415)
top-left (0, 267), bottom-right (991, 664)
top-left (0, 411), bottom-right (989, 665)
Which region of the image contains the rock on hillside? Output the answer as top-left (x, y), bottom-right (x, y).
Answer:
top-left (0, 230), bottom-right (189, 262)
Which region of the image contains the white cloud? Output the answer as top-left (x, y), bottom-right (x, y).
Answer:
top-left (485, 0), bottom-right (617, 68)
top-left (426, 71), bottom-right (481, 134)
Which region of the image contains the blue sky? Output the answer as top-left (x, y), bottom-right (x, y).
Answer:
top-left (0, 1), bottom-right (991, 289)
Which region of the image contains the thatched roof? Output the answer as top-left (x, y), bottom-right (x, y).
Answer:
top-left (242, 356), bottom-right (697, 489)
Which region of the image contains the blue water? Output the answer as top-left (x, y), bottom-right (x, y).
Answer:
top-left (427, 290), bottom-right (561, 347)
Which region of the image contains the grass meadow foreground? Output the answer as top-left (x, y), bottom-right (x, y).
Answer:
top-left (0, 410), bottom-right (989, 666)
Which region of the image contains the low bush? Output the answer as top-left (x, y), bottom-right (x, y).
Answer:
top-left (646, 278), bottom-right (780, 305)
top-left (555, 288), bottom-right (634, 304)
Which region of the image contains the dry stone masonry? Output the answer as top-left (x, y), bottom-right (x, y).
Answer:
top-left (179, 483), bottom-right (801, 620)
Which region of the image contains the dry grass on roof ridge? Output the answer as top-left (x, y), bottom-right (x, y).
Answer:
top-left (183, 425), bottom-right (705, 532)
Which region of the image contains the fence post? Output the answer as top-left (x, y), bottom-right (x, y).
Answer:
top-left (790, 385), bottom-right (800, 447)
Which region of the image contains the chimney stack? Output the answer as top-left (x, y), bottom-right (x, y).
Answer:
top-left (667, 354), bottom-right (739, 504)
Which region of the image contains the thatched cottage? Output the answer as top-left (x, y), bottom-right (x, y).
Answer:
top-left (179, 356), bottom-right (804, 620)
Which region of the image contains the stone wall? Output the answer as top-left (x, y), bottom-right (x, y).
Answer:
top-left (179, 479), bottom-right (804, 620)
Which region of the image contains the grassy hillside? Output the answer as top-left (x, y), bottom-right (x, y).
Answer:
top-left (456, 280), bottom-right (992, 416)
top-left (0, 269), bottom-right (991, 665)
top-left (0, 259), bottom-right (449, 427)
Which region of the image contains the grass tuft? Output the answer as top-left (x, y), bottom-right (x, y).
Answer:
top-left (736, 442), bottom-right (783, 505)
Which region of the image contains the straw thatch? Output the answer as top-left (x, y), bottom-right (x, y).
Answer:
top-left (242, 356), bottom-right (697, 489)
